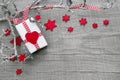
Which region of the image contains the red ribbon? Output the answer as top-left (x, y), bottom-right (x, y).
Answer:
top-left (8, 5), bottom-right (42, 50)
top-left (22, 21), bottom-right (42, 50)
top-left (9, 3), bottom-right (100, 24)
top-left (12, 6), bottom-right (31, 24)
top-left (70, 4), bottom-right (100, 10)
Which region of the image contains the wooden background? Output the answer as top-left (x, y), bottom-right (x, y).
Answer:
top-left (0, 0), bottom-right (120, 80)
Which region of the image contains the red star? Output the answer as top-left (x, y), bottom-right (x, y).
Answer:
top-left (103, 19), bottom-right (109, 25)
top-left (4, 29), bottom-right (11, 36)
top-left (68, 27), bottom-right (74, 32)
top-left (34, 14), bottom-right (41, 21)
top-left (92, 23), bottom-right (98, 29)
top-left (79, 18), bottom-right (87, 25)
top-left (18, 53), bottom-right (26, 62)
top-left (44, 19), bottom-right (57, 31)
top-left (16, 69), bottom-right (22, 75)
top-left (10, 36), bottom-right (23, 46)
top-left (62, 14), bottom-right (70, 22)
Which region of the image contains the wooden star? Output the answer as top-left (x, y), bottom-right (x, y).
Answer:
top-left (44, 19), bottom-right (57, 31)
top-left (68, 27), bottom-right (74, 32)
top-left (103, 19), bottom-right (109, 25)
top-left (18, 53), bottom-right (26, 62)
top-left (79, 18), bottom-right (87, 25)
top-left (34, 14), bottom-right (41, 21)
top-left (92, 23), bottom-right (98, 29)
top-left (10, 36), bottom-right (23, 46)
top-left (16, 69), bottom-right (22, 75)
top-left (4, 29), bottom-right (11, 36)
top-left (62, 14), bottom-right (70, 22)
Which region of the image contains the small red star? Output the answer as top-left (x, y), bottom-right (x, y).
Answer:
top-left (9, 54), bottom-right (17, 62)
top-left (62, 14), bottom-right (70, 22)
top-left (103, 19), bottom-right (109, 25)
top-left (10, 36), bottom-right (23, 46)
top-left (68, 27), bottom-right (74, 32)
top-left (16, 69), bottom-right (22, 75)
top-left (34, 14), bottom-right (41, 21)
top-left (44, 19), bottom-right (57, 31)
top-left (4, 29), bottom-right (11, 36)
top-left (18, 53), bottom-right (26, 62)
top-left (92, 23), bottom-right (98, 29)
top-left (79, 18), bottom-right (87, 25)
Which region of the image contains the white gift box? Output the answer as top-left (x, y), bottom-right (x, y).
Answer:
top-left (15, 18), bottom-right (47, 53)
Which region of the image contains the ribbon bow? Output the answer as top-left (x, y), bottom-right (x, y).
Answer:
top-left (12, 6), bottom-right (31, 25)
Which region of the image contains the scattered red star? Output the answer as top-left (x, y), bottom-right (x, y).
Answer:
top-left (68, 27), bottom-right (74, 32)
top-left (34, 14), bottom-right (41, 21)
top-left (79, 18), bottom-right (87, 25)
top-left (103, 19), bottom-right (109, 25)
top-left (18, 53), bottom-right (26, 62)
top-left (92, 23), bottom-right (98, 29)
top-left (10, 36), bottom-right (23, 46)
top-left (16, 69), bottom-right (22, 75)
top-left (9, 54), bottom-right (17, 62)
top-left (62, 14), bottom-right (70, 22)
top-left (4, 29), bottom-right (11, 36)
top-left (44, 19), bottom-right (57, 31)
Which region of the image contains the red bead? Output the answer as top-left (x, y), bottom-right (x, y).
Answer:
top-left (92, 23), bottom-right (98, 29)
top-left (68, 27), bottom-right (74, 32)
top-left (103, 19), bottom-right (109, 25)
top-left (16, 69), bottom-right (22, 75)
top-left (34, 14), bottom-right (41, 21)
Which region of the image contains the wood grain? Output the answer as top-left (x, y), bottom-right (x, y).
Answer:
top-left (0, 0), bottom-right (120, 80)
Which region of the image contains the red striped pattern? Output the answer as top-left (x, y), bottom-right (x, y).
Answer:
top-left (45, 5), bottom-right (54, 9)
top-left (85, 4), bottom-right (100, 11)
top-left (12, 5), bottom-right (31, 24)
top-left (22, 21), bottom-right (41, 50)
top-left (70, 4), bottom-right (82, 9)
top-left (23, 6), bottom-right (30, 20)
top-left (70, 4), bottom-right (100, 10)
top-left (34, 44), bottom-right (40, 49)
top-left (22, 22), bottom-right (31, 33)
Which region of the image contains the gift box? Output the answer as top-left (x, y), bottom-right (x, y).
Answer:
top-left (15, 18), bottom-right (48, 53)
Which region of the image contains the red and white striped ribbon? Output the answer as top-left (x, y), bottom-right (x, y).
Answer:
top-left (70, 4), bottom-right (82, 9)
top-left (10, 3), bottom-right (101, 25)
top-left (84, 4), bottom-right (101, 11)
top-left (12, 5), bottom-right (32, 24)
top-left (44, 5), bottom-right (54, 9)
top-left (70, 4), bottom-right (100, 10)
top-left (22, 21), bottom-right (41, 49)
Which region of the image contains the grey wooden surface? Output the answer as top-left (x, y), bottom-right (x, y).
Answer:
top-left (0, 0), bottom-right (120, 80)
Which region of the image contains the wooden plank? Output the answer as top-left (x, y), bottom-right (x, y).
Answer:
top-left (1, 55), bottom-right (120, 73)
top-left (0, 0), bottom-right (120, 80)
top-left (0, 72), bottom-right (120, 80)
